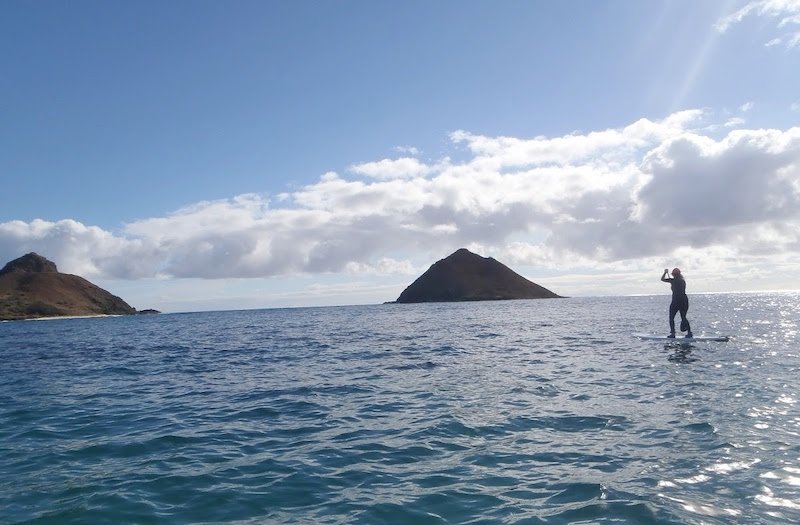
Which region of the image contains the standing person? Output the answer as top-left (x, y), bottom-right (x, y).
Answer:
top-left (661, 268), bottom-right (693, 338)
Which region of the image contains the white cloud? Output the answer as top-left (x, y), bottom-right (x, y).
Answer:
top-left (0, 218), bottom-right (158, 279)
top-left (637, 128), bottom-right (800, 233)
top-left (791, 101), bottom-right (800, 112)
top-left (2, 111), bottom-right (800, 297)
top-left (716, 0), bottom-right (800, 49)
top-left (349, 157), bottom-right (435, 179)
top-left (725, 117), bottom-right (746, 128)
top-left (393, 145), bottom-right (420, 155)
top-left (344, 258), bottom-right (417, 275)
top-left (449, 110), bottom-right (706, 170)
top-left (739, 102), bottom-right (755, 112)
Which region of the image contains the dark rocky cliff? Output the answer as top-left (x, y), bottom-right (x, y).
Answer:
top-left (0, 253), bottom-right (137, 320)
top-left (396, 248), bottom-right (561, 303)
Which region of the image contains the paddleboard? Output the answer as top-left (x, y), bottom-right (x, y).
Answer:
top-left (633, 333), bottom-right (730, 342)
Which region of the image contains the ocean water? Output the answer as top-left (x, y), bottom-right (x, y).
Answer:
top-left (1, 294), bottom-right (799, 524)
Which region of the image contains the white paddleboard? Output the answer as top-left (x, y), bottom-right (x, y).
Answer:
top-left (633, 333), bottom-right (730, 342)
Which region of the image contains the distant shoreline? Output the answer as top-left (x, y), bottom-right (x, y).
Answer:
top-left (25, 314), bottom-right (123, 321)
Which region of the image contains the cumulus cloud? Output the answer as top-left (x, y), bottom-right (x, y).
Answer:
top-left (2, 110), bottom-right (800, 284)
top-left (638, 128), bottom-right (800, 234)
top-left (716, 0), bottom-right (800, 49)
top-left (0, 219), bottom-right (159, 278)
top-left (349, 157), bottom-right (436, 180)
top-left (725, 117), bottom-right (746, 128)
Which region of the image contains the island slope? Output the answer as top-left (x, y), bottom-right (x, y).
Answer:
top-left (0, 252), bottom-right (137, 320)
top-left (396, 248), bottom-right (561, 303)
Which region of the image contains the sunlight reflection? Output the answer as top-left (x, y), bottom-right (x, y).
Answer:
top-left (761, 467), bottom-right (800, 487)
top-left (659, 494), bottom-right (741, 517)
top-left (674, 474), bottom-right (711, 484)
top-left (706, 459), bottom-right (760, 474)
top-left (756, 487), bottom-right (800, 510)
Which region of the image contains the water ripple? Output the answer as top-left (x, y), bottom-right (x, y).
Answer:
top-left (1, 294), bottom-right (799, 523)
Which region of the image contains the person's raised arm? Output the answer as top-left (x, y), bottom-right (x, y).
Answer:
top-left (661, 268), bottom-right (671, 282)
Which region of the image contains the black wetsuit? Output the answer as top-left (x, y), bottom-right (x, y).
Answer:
top-left (667, 277), bottom-right (690, 334)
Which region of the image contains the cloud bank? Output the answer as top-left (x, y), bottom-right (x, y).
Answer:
top-left (2, 110), bottom-right (800, 284)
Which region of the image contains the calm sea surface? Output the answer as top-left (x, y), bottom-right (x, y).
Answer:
top-left (1, 294), bottom-right (799, 524)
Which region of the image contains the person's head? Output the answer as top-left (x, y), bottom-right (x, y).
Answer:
top-left (671, 268), bottom-right (682, 277)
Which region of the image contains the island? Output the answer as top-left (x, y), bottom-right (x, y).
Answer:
top-left (0, 252), bottom-right (145, 320)
top-left (395, 248), bottom-right (562, 303)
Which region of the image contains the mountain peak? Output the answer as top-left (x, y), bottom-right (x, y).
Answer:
top-left (0, 252), bottom-right (58, 276)
top-left (395, 248), bottom-right (561, 303)
top-left (0, 253), bottom-right (138, 320)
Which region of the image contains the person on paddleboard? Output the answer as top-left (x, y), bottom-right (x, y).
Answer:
top-left (661, 268), bottom-right (692, 338)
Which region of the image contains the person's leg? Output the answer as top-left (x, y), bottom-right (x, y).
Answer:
top-left (680, 299), bottom-right (692, 337)
top-left (669, 302), bottom-right (678, 336)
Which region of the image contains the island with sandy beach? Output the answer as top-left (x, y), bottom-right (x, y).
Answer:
top-left (0, 252), bottom-right (146, 321)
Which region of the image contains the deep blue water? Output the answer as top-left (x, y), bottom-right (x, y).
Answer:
top-left (1, 294), bottom-right (799, 524)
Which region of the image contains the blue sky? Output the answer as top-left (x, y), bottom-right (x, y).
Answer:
top-left (2, 1), bottom-right (799, 311)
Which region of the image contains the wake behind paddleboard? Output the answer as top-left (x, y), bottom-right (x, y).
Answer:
top-left (633, 333), bottom-right (730, 342)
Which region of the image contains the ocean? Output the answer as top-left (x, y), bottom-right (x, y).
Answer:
top-left (1, 294), bottom-right (799, 524)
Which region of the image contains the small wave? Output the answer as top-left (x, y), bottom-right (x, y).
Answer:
top-left (545, 482), bottom-right (608, 504)
top-left (386, 360), bottom-right (438, 371)
top-left (505, 415), bottom-right (630, 433)
top-left (105, 365), bottom-right (143, 376)
top-left (531, 384), bottom-right (560, 397)
top-left (544, 500), bottom-right (671, 524)
top-left (683, 422), bottom-right (716, 434)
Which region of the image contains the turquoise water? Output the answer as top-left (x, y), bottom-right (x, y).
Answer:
top-left (1, 294), bottom-right (799, 524)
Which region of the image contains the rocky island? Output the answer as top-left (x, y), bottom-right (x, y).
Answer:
top-left (395, 248), bottom-right (562, 303)
top-left (0, 252), bottom-right (141, 320)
